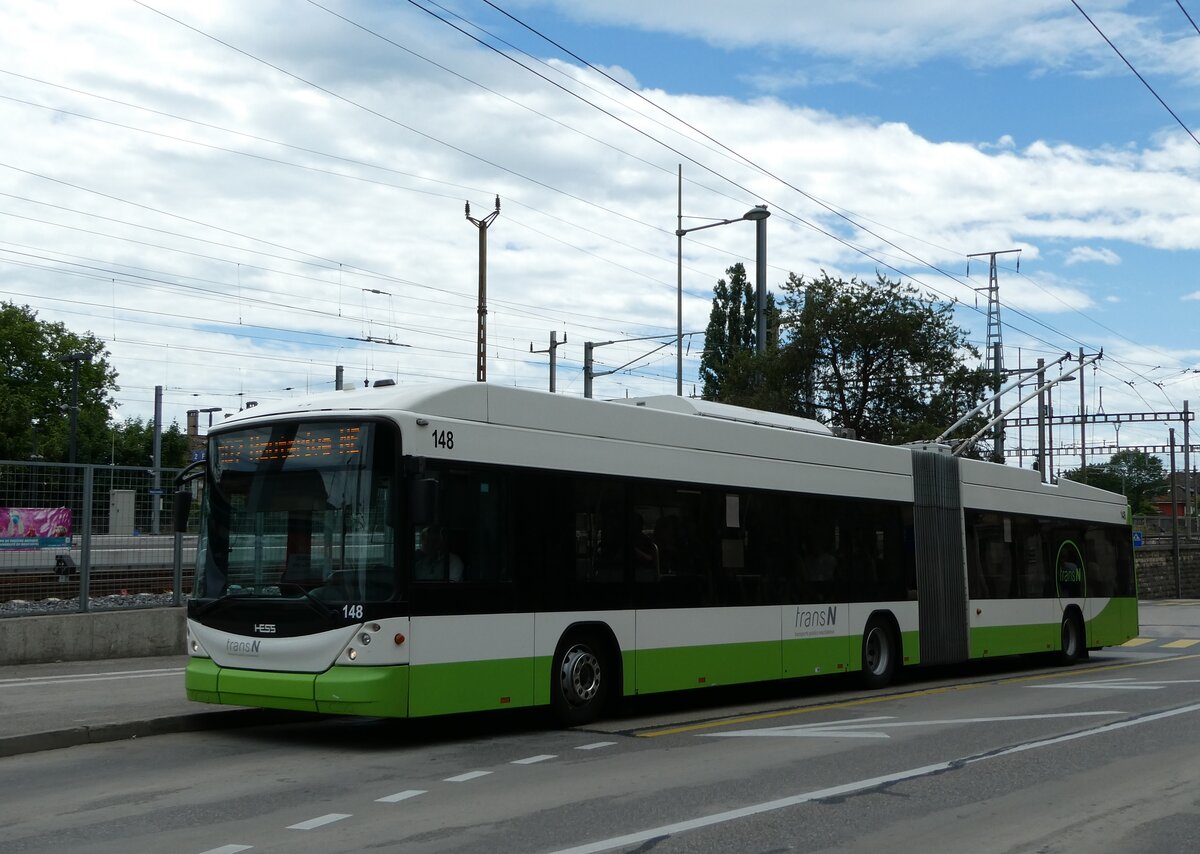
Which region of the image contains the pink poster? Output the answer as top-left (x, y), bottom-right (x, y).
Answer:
top-left (0, 507), bottom-right (72, 550)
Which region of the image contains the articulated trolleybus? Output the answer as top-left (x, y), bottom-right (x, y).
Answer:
top-left (180, 382), bottom-right (1137, 724)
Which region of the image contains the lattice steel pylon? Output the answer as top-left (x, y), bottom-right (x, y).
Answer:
top-left (968, 249), bottom-right (1020, 462)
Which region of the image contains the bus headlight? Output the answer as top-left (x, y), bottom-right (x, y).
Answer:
top-left (359, 632), bottom-right (372, 645)
top-left (348, 648), bottom-right (358, 661)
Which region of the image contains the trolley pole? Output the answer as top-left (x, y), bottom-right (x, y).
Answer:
top-left (466, 196), bottom-right (500, 382)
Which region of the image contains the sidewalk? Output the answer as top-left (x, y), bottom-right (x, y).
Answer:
top-left (0, 654), bottom-right (283, 758)
top-left (2, 601), bottom-right (1198, 758)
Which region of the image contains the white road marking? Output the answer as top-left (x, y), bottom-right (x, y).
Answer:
top-left (1030, 677), bottom-right (1200, 691)
top-left (376, 789), bottom-right (427, 803)
top-left (0, 668), bottom-right (184, 687)
top-left (575, 741), bottom-right (617, 750)
top-left (287, 813), bottom-right (352, 830)
top-left (549, 702), bottom-right (1200, 854)
top-left (444, 770), bottom-right (492, 782)
top-left (704, 711), bottom-right (1119, 739)
top-left (197, 846), bottom-right (252, 854)
top-left (511, 754), bottom-right (557, 764)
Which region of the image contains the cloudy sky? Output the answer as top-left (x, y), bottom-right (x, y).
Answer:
top-left (4, 0), bottom-right (1200, 468)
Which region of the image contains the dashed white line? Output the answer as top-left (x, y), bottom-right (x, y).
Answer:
top-left (376, 789), bottom-right (427, 803)
top-left (287, 813), bottom-right (352, 830)
top-left (575, 741), bottom-right (617, 750)
top-left (197, 846), bottom-right (252, 854)
top-left (444, 770), bottom-right (492, 782)
top-left (511, 754), bottom-right (557, 765)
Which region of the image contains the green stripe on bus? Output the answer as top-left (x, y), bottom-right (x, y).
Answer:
top-left (634, 640), bottom-right (782, 693)
top-left (1087, 597), bottom-right (1138, 647)
top-left (408, 657), bottom-right (536, 717)
top-left (970, 623), bottom-right (1058, 657)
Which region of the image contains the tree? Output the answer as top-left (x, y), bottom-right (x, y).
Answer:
top-left (0, 302), bottom-right (118, 462)
top-left (777, 273), bottom-right (992, 445)
top-left (698, 263), bottom-right (781, 408)
top-left (108, 418), bottom-right (191, 469)
top-left (1060, 450), bottom-right (1166, 513)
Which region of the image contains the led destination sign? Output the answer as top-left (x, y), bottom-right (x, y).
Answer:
top-left (216, 424), bottom-right (364, 468)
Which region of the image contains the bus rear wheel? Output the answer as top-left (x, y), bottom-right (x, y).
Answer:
top-left (1059, 613), bottom-right (1088, 664)
top-left (861, 620), bottom-right (899, 689)
top-left (551, 634), bottom-right (610, 726)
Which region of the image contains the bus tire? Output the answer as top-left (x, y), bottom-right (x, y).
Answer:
top-left (550, 632), bottom-right (610, 726)
top-left (860, 619), bottom-right (899, 689)
top-left (1059, 612), bottom-right (1088, 664)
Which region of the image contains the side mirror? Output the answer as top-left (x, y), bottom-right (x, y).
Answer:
top-left (173, 491), bottom-right (193, 533)
top-left (408, 478), bottom-right (439, 526)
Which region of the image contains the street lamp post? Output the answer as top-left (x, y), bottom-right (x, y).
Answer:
top-left (60, 352), bottom-right (88, 464)
top-left (675, 166), bottom-right (770, 395)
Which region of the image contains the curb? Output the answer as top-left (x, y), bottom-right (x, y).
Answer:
top-left (0, 709), bottom-right (305, 758)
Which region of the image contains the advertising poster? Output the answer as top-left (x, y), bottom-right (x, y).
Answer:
top-left (0, 507), bottom-right (73, 550)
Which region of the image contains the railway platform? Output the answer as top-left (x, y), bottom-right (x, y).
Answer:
top-left (2, 602), bottom-right (1198, 759)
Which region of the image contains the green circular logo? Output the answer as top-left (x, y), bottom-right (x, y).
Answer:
top-left (1055, 540), bottom-right (1086, 600)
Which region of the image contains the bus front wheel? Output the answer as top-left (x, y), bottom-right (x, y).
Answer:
top-left (861, 620), bottom-right (899, 689)
top-left (551, 634), bottom-right (610, 726)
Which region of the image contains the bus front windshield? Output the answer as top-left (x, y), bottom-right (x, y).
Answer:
top-left (195, 421), bottom-right (397, 604)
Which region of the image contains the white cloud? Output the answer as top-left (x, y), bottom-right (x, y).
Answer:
top-left (4, 0), bottom-right (1200, 433)
top-left (1065, 246), bottom-right (1121, 265)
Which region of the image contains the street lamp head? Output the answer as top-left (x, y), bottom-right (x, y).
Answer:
top-left (742, 205), bottom-right (770, 222)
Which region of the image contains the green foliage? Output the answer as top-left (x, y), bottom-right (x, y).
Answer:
top-left (0, 302), bottom-right (118, 463)
top-left (108, 418), bottom-right (191, 468)
top-left (777, 272), bottom-right (991, 445)
top-left (1060, 450), bottom-right (1166, 513)
top-left (698, 263), bottom-right (780, 407)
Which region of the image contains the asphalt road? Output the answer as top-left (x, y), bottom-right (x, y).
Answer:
top-left (2, 618), bottom-right (1199, 853)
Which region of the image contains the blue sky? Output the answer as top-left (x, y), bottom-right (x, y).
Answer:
top-left (3, 0), bottom-right (1200, 465)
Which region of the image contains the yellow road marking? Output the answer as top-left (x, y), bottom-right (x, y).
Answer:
top-left (1121, 638), bottom-right (1155, 647)
top-left (1162, 639), bottom-right (1200, 649)
top-left (634, 651), bottom-right (1200, 738)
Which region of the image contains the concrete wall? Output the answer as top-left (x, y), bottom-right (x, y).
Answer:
top-left (0, 607), bottom-right (185, 666)
top-left (1136, 542), bottom-right (1200, 599)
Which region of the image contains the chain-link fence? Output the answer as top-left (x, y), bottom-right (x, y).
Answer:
top-left (0, 461), bottom-right (197, 616)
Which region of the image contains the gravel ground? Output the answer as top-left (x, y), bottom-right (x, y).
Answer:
top-left (0, 593), bottom-right (180, 617)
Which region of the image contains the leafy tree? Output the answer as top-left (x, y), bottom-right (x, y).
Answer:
top-left (698, 263), bottom-right (780, 408)
top-left (1060, 450), bottom-right (1166, 513)
top-left (0, 302), bottom-right (118, 463)
top-left (108, 417), bottom-right (191, 469)
top-left (777, 273), bottom-right (992, 446)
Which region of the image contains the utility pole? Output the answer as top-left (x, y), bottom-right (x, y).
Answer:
top-left (968, 250), bottom-right (1019, 462)
top-left (1079, 347), bottom-right (1086, 483)
top-left (466, 196), bottom-right (501, 383)
top-left (1036, 358), bottom-right (1046, 482)
top-left (152, 385), bottom-right (163, 534)
top-left (531, 332), bottom-right (566, 392)
top-left (1171, 428), bottom-right (1181, 597)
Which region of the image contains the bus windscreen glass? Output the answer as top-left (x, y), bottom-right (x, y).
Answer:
top-left (196, 421), bottom-right (397, 604)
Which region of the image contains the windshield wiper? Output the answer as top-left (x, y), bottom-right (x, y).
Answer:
top-left (193, 589), bottom-right (254, 616)
top-left (278, 582), bottom-right (337, 619)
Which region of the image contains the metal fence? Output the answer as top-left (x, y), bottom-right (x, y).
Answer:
top-left (0, 461), bottom-right (196, 615)
top-left (1132, 514), bottom-right (1200, 541)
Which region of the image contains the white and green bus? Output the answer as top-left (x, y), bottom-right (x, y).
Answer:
top-left (181, 382), bottom-right (1137, 724)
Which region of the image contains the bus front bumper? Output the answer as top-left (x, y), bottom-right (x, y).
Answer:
top-left (186, 658), bottom-right (410, 717)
